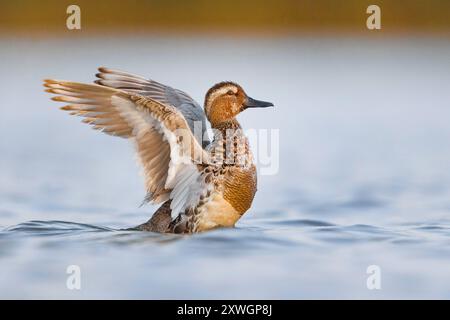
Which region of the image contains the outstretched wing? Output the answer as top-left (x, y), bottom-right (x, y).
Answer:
top-left (44, 79), bottom-right (210, 218)
top-left (94, 67), bottom-right (210, 148)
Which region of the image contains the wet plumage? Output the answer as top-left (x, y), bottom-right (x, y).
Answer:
top-left (44, 67), bottom-right (273, 233)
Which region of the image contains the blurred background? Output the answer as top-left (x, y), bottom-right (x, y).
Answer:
top-left (1, 0), bottom-right (450, 299)
top-left (1, 0), bottom-right (450, 35)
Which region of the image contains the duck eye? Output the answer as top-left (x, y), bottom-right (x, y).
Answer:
top-left (227, 90), bottom-right (234, 96)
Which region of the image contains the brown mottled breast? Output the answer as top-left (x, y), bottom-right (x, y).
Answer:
top-left (223, 164), bottom-right (257, 215)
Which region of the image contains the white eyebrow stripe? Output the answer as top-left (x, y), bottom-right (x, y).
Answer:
top-left (207, 85), bottom-right (237, 106)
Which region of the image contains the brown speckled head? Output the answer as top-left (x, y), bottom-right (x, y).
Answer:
top-left (204, 82), bottom-right (273, 127)
top-left (204, 82), bottom-right (246, 126)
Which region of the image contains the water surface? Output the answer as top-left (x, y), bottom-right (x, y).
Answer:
top-left (1, 36), bottom-right (450, 298)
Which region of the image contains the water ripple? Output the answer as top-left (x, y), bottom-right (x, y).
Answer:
top-left (2, 219), bottom-right (450, 249)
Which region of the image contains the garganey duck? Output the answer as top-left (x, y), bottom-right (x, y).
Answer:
top-left (44, 68), bottom-right (273, 233)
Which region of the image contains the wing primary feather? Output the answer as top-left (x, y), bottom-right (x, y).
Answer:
top-left (44, 76), bottom-right (209, 221)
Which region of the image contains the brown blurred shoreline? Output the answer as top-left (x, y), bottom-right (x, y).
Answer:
top-left (1, 0), bottom-right (449, 38)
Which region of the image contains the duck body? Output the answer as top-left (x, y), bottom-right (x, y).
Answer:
top-left (137, 119), bottom-right (258, 233)
top-left (45, 68), bottom-right (272, 234)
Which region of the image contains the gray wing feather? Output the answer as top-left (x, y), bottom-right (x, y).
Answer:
top-left (95, 67), bottom-right (210, 148)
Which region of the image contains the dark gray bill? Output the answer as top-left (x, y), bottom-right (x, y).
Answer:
top-left (245, 96), bottom-right (274, 108)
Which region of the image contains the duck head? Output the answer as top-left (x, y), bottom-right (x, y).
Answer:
top-left (204, 82), bottom-right (273, 127)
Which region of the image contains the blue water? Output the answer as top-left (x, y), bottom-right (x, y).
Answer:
top-left (1, 36), bottom-right (450, 299)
